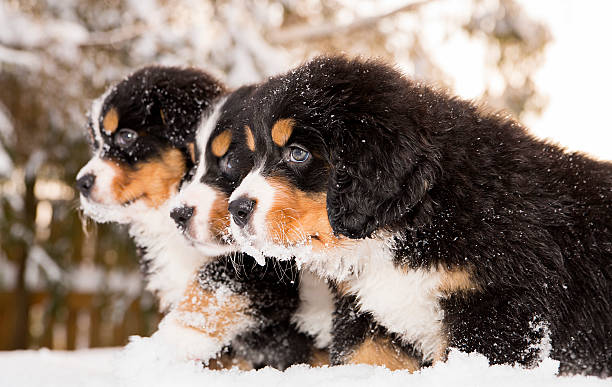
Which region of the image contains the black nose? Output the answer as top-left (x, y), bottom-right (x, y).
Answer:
top-left (228, 197), bottom-right (256, 228)
top-left (170, 206), bottom-right (194, 231)
top-left (76, 173), bottom-right (95, 197)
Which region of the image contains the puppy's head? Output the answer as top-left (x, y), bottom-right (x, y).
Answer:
top-left (76, 66), bottom-right (224, 223)
top-left (228, 56), bottom-right (442, 260)
top-left (170, 86), bottom-right (256, 256)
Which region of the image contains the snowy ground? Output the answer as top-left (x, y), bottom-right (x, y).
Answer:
top-left (0, 342), bottom-right (609, 387)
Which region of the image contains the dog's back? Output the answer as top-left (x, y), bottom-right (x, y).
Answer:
top-left (410, 94), bottom-right (612, 375)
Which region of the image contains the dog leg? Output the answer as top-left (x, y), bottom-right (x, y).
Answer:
top-left (330, 292), bottom-right (424, 371)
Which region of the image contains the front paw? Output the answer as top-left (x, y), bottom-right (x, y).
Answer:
top-left (150, 311), bottom-right (226, 362)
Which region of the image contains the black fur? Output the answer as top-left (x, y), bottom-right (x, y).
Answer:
top-left (231, 56), bottom-right (612, 376)
top-left (96, 66), bottom-right (224, 166)
top-left (187, 84), bottom-right (258, 196)
top-left (198, 256), bottom-right (313, 369)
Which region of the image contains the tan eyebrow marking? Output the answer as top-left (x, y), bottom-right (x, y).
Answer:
top-left (245, 125), bottom-right (255, 151)
top-left (271, 118), bottom-right (295, 147)
top-left (211, 129), bottom-right (232, 157)
top-left (102, 107), bottom-right (119, 134)
top-left (187, 142), bottom-right (196, 163)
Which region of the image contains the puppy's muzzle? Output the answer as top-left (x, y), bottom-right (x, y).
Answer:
top-left (76, 173), bottom-right (96, 198)
top-left (170, 206), bottom-right (194, 232)
top-left (228, 197), bottom-right (255, 228)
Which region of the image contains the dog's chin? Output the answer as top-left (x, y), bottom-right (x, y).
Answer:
top-left (229, 222), bottom-right (304, 265)
top-left (189, 238), bottom-right (237, 257)
top-left (80, 196), bottom-right (133, 224)
top-left (178, 224), bottom-right (234, 258)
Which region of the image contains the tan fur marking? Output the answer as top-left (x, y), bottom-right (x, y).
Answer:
top-left (348, 337), bottom-right (421, 371)
top-left (434, 267), bottom-right (481, 363)
top-left (438, 268), bottom-right (481, 295)
top-left (207, 353), bottom-right (252, 371)
top-left (432, 337), bottom-right (449, 364)
top-left (160, 109), bottom-right (167, 125)
top-left (244, 125), bottom-right (255, 151)
top-left (109, 148), bottom-right (185, 208)
top-left (102, 107), bottom-right (119, 133)
top-left (175, 280), bottom-right (251, 340)
top-left (271, 118), bottom-right (295, 147)
top-left (211, 129), bottom-right (232, 157)
top-left (209, 193), bottom-right (230, 241)
top-left (334, 281), bottom-right (352, 296)
top-left (187, 142), bottom-right (196, 163)
top-left (309, 348), bottom-right (330, 367)
top-left (266, 176), bottom-right (345, 250)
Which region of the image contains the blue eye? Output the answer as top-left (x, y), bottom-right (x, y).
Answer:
top-left (115, 128), bottom-right (138, 149)
top-left (219, 153), bottom-right (238, 174)
top-left (289, 146), bottom-right (310, 163)
top-left (290, 147), bottom-right (309, 163)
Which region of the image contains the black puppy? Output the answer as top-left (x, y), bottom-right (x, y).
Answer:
top-left (227, 56), bottom-right (612, 376)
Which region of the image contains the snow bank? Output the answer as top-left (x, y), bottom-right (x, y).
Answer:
top-left (1, 343), bottom-right (609, 387)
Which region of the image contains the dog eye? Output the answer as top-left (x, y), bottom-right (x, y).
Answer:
top-left (219, 153), bottom-right (237, 174)
top-left (289, 146), bottom-right (310, 163)
top-left (184, 164), bottom-right (197, 182)
top-left (115, 128), bottom-right (138, 149)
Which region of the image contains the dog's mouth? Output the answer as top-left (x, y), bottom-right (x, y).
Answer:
top-left (81, 192), bottom-right (145, 212)
top-left (229, 223), bottom-right (310, 265)
top-left (184, 233), bottom-right (236, 257)
top-left (175, 218), bottom-right (236, 256)
top-left (121, 194), bottom-right (146, 206)
top-left (79, 195), bottom-right (132, 224)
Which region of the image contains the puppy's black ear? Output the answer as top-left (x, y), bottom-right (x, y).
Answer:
top-left (321, 59), bottom-right (441, 239)
top-left (326, 127), bottom-right (440, 239)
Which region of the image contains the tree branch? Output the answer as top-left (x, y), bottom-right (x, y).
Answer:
top-left (267, 0), bottom-right (436, 44)
top-left (0, 45), bottom-right (41, 69)
top-left (79, 24), bottom-right (148, 47)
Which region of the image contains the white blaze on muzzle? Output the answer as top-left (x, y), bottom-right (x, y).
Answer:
top-left (76, 156), bottom-right (117, 205)
top-left (170, 181), bottom-right (233, 257)
top-left (228, 168), bottom-right (279, 265)
top-left (170, 97), bottom-right (235, 257)
top-left (76, 89), bottom-right (129, 223)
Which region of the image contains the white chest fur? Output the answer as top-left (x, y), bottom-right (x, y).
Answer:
top-left (307, 238), bottom-right (446, 362)
top-left (345, 258), bottom-right (445, 361)
top-left (292, 270), bottom-right (335, 348)
top-left (129, 202), bottom-right (212, 311)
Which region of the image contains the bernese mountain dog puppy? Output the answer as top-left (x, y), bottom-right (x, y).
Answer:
top-left (76, 65), bottom-right (223, 311)
top-left (226, 56), bottom-right (612, 376)
top-left (75, 66), bottom-right (321, 369)
top-left (170, 83), bottom-right (334, 366)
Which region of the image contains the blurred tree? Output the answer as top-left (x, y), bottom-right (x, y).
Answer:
top-left (0, 0), bottom-right (549, 349)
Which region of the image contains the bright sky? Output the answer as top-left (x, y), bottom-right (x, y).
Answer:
top-left (518, 0), bottom-right (612, 161)
top-left (403, 0), bottom-right (612, 161)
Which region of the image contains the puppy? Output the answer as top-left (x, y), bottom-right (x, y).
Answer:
top-left (226, 56), bottom-right (612, 376)
top-left (76, 65), bottom-right (224, 311)
top-left (171, 85), bottom-right (334, 366)
top-left (76, 67), bottom-right (321, 369)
